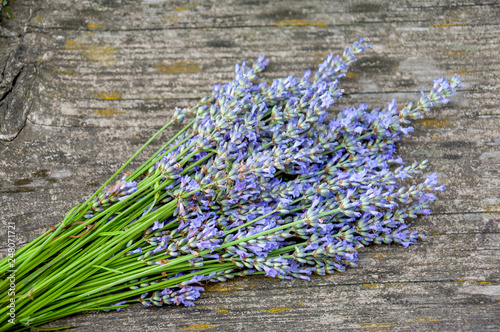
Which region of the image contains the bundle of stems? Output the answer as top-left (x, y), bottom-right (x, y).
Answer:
top-left (0, 39), bottom-right (460, 331)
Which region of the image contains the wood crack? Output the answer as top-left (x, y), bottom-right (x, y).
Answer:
top-left (0, 64), bottom-right (24, 103)
top-left (24, 21), bottom-right (500, 33)
top-left (0, 3), bottom-right (38, 142)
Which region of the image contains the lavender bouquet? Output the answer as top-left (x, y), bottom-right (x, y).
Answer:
top-left (0, 39), bottom-right (460, 330)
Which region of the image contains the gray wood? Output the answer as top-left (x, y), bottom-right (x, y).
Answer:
top-left (0, 0), bottom-right (499, 330)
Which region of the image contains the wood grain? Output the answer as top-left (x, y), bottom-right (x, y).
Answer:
top-left (0, 0), bottom-right (499, 330)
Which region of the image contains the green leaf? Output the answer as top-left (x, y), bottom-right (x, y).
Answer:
top-left (97, 231), bottom-right (124, 236)
top-left (91, 265), bottom-right (123, 274)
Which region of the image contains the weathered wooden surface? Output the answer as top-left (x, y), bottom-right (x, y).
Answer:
top-left (1, 0), bottom-right (499, 330)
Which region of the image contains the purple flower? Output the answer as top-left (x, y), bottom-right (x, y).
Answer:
top-left (115, 40), bottom-right (457, 312)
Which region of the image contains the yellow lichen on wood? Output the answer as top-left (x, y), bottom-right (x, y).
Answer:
top-left (155, 61), bottom-right (200, 74)
top-left (370, 253), bottom-right (389, 259)
top-left (92, 108), bottom-right (125, 117)
top-left (429, 23), bottom-right (468, 28)
top-left (416, 119), bottom-right (451, 128)
top-left (275, 19), bottom-right (327, 27)
top-left (82, 45), bottom-right (116, 64)
top-left (183, 324), bottom-right (216, 331)
top-left (364, 283), bottom-right (382, 288)
top-left (242, 32), bottom-right (258, 38)
top-left (65, 40), bottom-right (82, 50)
top-left (175, 6), bottom-right (190, 11)
top-left (449, 70), bottom-right (474, 76)
top-left (65, 40), bottom-right (116, 64)
top-left (88, 23), bottom-right (105, 28)
top-left (446, 49), bottom-right (469, 57)
top-left (56, 69), bottom-right (79, 76)
top-left (216, 310), bottom-right (229, 313)
top-left (94, 92), bottom-right (123, 100)
top-left (266, 307), bottom-right (294, 313)
top-left (360, 322), bottom-right (395, 331)
top-left (408, 317), bottom-right (439, 323)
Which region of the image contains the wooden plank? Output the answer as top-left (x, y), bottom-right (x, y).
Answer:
top-left (40, 282), bottom-right (500, 331)
top-left (0, 2), bottom-right (37, 141)
top-left (36, 212), bottom-right (500, 330)
top-left (0, 0), bottom-right (499, 330)
top-left (31, 25), bottom-right (497, 103)
top-left (29, 1), bottom-right (500, 30)
top-left (1, 114), bottom-right (499, 242)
